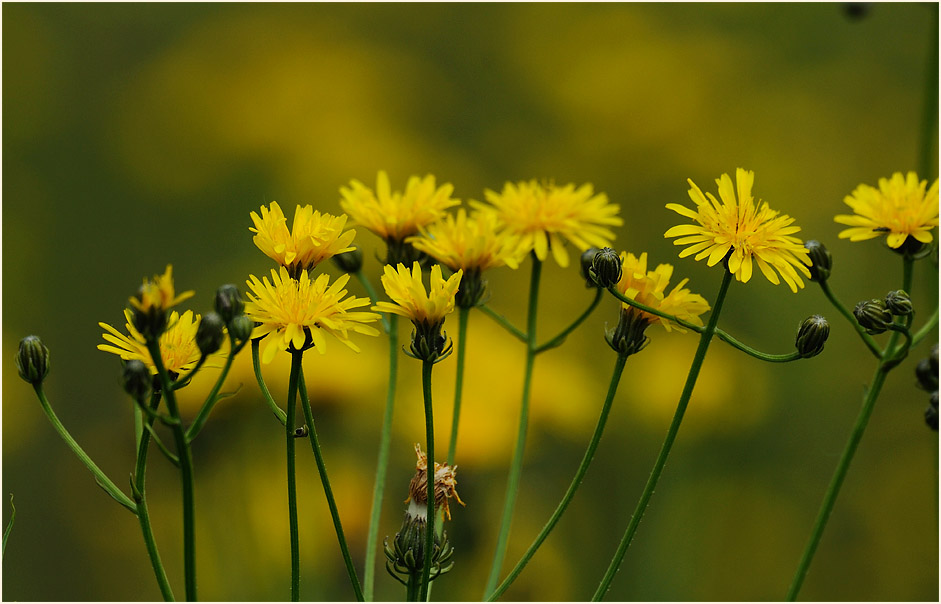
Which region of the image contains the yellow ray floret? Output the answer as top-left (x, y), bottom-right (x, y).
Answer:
top-left (373, 262), bottom-right (463, 326)
top-left (834, 171), bottom-right (939, 249)
top-left (250, 201), bottom-right (356, 272)
top-left (471, 180), bottom-right (622, 268)
top-left (664, 168), bottom-right (811, 292)
top-left (129, 265), bottom-right (194, 314)
top-left (99, 309), bottom-right (206, 374)
top-left (615, 252), bottom-right (710, 332)
top-left (407, 208), bottom-right (525, 272)
top-left (245, 267), bottom-right (381, 363)
top-left (339, 170), bottom-right (460, 242)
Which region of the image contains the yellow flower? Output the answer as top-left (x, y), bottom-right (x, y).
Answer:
top-left (339, 171), bottom-right (460, 242)
top-left (471, 180), bottom-right (622, 268)
top-left (245, 266), bottom-right (380, 364)
top-left (407, 208), bottom-right (524, 272)
top-left (249, 201), bottom-right (356, 274)
top-left (834, 171), bottom-right (940, 249)
top-left (129, 265), bottom-right (194, 315)
top-left (615, 251), bottom-right (710, 333)
top-left (664, 168), bottom-right (811, 292)
top-left (99, 309), bottom-right (205, 374)
top-left (372, 262), bottom-right (463, 326)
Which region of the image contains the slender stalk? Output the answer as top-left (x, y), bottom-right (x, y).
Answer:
top-left (406, 572), bottom-right (421, 602)
top-left (447, 307), bottom-right (470, 465)
top-left (478, 304), bottom-right (527, 343)
top-left (714, 329), bottom-right (801, 363)
top-left (185, 347), bottom-right (239, 442)
top-left (297, 369), bottom-right (365, 602)
top-left (489, 353), bottom-right (629, 601)
top-left (364, 313), bottom-right (399, 600)
top-left (913, 307), bottom-right (939, 347)
top-left (818, 280), bottom-right (881, 358)
top-left (483, 257), bottom-right (542, 598)
top-left (252, 339), bottom-right (288, 426)
top-left (592, 270), bottom-right (733, 601)
top-left (419, 359), bottom-right (436, 602)
top-left (3, 495), bottom-right (15, 558)
top-left (535, 288), bottom-right (604, 354)
top-left (147, 341), bottom-right (198, 601)
top-left (32, 384), bottom-right (136, 513)
top-left (285, 351), bottom-right (303, 602)
top-left (606, 286), bottom-right (705, 334)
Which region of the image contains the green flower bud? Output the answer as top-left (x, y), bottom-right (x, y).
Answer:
top-left (853, 299), bottom-right (892, 334)
top-left (604, 308), bottom-right (650, 357)
top-left (916, 344), bottom-right (939, 392)
top-left (795, 315), bottom-right (830, 358)
top-left (196, 312), bottom-right (226, 356)
top-left (131, 285), bottom-right (167, 343)
top-left (580, 247), bottom-right (602, 288)
top-left (590, 247), bottom-right (622, 289)
top-left (384, 515), bottom-right (455, 583)
top-left (925, 393), bottom-right (938, 431)
top-left (122, 360), bottom-right (152, 401)
top-left (884, 289), bottom-right (913, 316)
top-left (214, 284), bottom-right (244, 324)
top-left (228, 314), bottom-right (254, 344)
top-left (803, 240), bottom-right (832, 283)
top-left (331, 247), bottom-right (364, 274)
top-left (406, 321), bottom-right (452, 363)
top-left (16, 335), bottom-right (50, 385)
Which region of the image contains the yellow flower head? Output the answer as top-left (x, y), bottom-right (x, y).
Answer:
top-left (407, 208), bottom-right (525, 272)
top-left (129, 265), bottom-right (194, 315)
top-left (471, 180), bottom-right (623, 268)
top-left (245, 266), bottom-right (381, 364)
top-left (339, 171), bottom-right (460, 242)
top-left (834, 171), bottom-right (939, 249)
top-left (664, 168), bottom-right (811, 292)
top-left (373, 262), bottom-right (463, 326)
top-left (615, 252), bottom-right (710, 333)
top-left (99, 309), bottom-right (206, 375)
top-left (250, 201), bottom-right (357, 274)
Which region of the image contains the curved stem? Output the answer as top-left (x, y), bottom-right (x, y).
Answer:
top-left (592, 270), bottom-right (734, 601)
top-left (478, 304), bottom-right (527, 343)
top-left (483, 257), bottom-right (542, 598)
top-left (447, 307), bottom-right (470, 465)
top-left (489, 353), bottom-right (628, 601)
top-left (252, 339), bottom-right (288, 426)
top-left (535, 288), bottom-right (604, 354)
top-left (364, 314), bottom-right (399, 600)
top-left (2, 495), bottom-right (14, 558)
top-left (605, 286), bottom-right (705, 334)
top-left (285, 351), bottom-right (303, 602)
top-left (297, 369), bottom-right (365, 601)
top-left (419, 360), bottom-right (436, 602)
top-left (714, 328), bottom-right (802, 363)
top-left (31, 384), bottom-right (137, 514)
top-left (817, 280), bottom-right (882, 359)
top-left (172, 356), bottom-right (207, 390)
top-left (912, 307), bottom-right (939, 347)
top-left (185, 346), bottom-right (238, 442)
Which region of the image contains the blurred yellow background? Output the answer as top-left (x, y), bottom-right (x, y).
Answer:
top-left (3, 3), bottom-right (937, 601)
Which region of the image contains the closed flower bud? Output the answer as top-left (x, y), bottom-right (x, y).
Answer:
top-left (331, 247), bottom-right (364, 274)
top-left (884, 290), bottom-right (913, 316)
top-left (803, 240), bottom-right (832, 282)
top-left (228, 314), bottom-right (254, 344)
top-left (581, 247), bottom-right (602, 288)
top-left (795, 315), bottom-right (830, 358)
top-left (131, 285), bottom-right (168, 342)
top-left (16, 335), bottom-right (50, 385)
top-left (196, 312), bottom-right (226, 356)
top-left (915, 357), bottom-right (938, 392)
top-left (122, 360), bottom-right (152, 401)
top-left (214, 284), bottom-right (245, 324)
top-left (605, 308), bottom-right (650, 357)
top-left (853, 299), bottom-right (892, 334)
top-left (590, 247), bottom-right (623, 288)
top-left (925, 394), bottom-right (938, 431)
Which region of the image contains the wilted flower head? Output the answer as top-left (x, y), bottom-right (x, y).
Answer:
top-left (406, 443), bottom-right (465, 521)
top-left (250, 201), bottom-right (356, 275)
top-left (835, 172), bottom-right (939, 250)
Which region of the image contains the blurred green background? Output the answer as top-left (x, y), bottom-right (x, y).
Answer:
top-left (3, 2), bottom-right (938, 601)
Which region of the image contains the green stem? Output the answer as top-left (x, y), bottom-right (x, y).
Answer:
top-left (147, 341), bottom-right (197, 601)
top-left (356, 269), bottom-right (391, 334)
top-left (912, 308), bottom-right (939, 347)
top-left (818, 280), bottom-right (882, 358)
top-left (483, 257), bottom-right (542, 598)
top-left (172, 356), bottom-right (207, 390)
top-left (447, 307), bottom-right (470, 465)
top-left (714, 328), bottom-right (802, 363)
top-left (32, 384), bottom-right (136, 513)
top-left (535, 288), bottom-right (604, 354)
top-left (297, 369), bottom-right (365, 602)
top-left (592, 269), bottom-right (734, 601)
top-left (419, 360), bottom-right (436, 602)
top-left (489, 353), bottom-right (629, 601)
top-left (918, 2), bottom-right (939, 181)
top-left (605, 286), bottom-right (705, 334)
top-left (364, 313), bottom-right (399, 600)
top-left (285, 351), bottom-right (303, 602)
top-left (478, 304), bottom-right (527, 343)
top-left (3, 495), bottom-right (15, 558)
top-left (185, 346), bottom-right (238, 442)
top-left (252, 339), bottom-right (288, 426)
top-left (406, 572), bottom-right (421, 602)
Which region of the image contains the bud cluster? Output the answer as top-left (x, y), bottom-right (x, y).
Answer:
top-left (915, 344), bottom-right (939, 431)
top-left (214, 284), bottom-right (253, 346)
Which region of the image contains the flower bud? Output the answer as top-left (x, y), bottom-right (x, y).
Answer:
top-left (853, 299), bottom-right (892, 334)
top-left (915, 358), bottom-right (938, 392)
top-left (884, 290), bottom-right (913, 316)
top-left (803, 240), bottom-right (832, 283)
top-left (925, 393), bottom-right (938, 431)
top-left (228, 314), bottom-right (254, 343)
top-left (16, 335), bottom-right (50, 385)
top-left (605, 308), bottom-right (650, 357)
top-left (590, 247), bottom-right (622, 289)
top-left (795, 315), bottom-right (830, 358)
top-left (331, 247), bottom-right (364, 274)
top-left (214, 284), bottom-right (244, 324)
top-left (581, 247), bottom-right (602, 288)
top-left (122, 360), bottom-right (152, 401)
top-left (131, 285), bottom-right (167, 342)
top-left (407, 321), bottom-right (452, 363)
top-left (196, 312), bottom-right (226, 356)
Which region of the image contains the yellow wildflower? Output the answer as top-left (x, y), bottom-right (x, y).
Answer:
top-left (835, 171), bottom-right (939, 249)
top-left (372, 262), bottom-right (462, 326)
top-left (615, 252), bottom-right (710, 333)
top-left (407, 208), bottom-right (524, 272)
top-left (664, 168), bottom-right (811, 292)
top-left (249, 201), bottom-right (356, 274)
top-left (129, 265), bottom-right (194, 315)
top-left (99, 309), bottom-right (205, 375)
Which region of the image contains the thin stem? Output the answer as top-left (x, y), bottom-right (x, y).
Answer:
top-left (172, 356), bottom-right (207, 390)
top-left (185, 347), bottom-right (238, 442)
top-left (714, 328), bottom-right (802, 363)
top-left (592, 269), bottom-right (734, 601)
top-left (252, 339), bottom-right (288, 426)
top-left (447, 307), bottom-right (470, 465)
top-left (285, 351), bottom-right (303, 602)
top-left (419, 360), bottom-right (436, 602)
top-left (489, 353), bottom-right (629, 601)
top-left (535, 288), bottom-right (604, 354)
top-left (3, 495), bottom-right (15, 558)
top-left (297, 369), bottom-right (365, 602)
top-left (356, 269), bottom-right (391, 334)
top-left (406, 572), bottom-right (421, 602)
top-left (364, 313), bottom-right (399, 600)
top-left (478, 304), bottom-right (527, 343)
top-left (818, 280), bottom-right (882, 358)
top-left (483, 257), bottom-right (542, 598)
top-left (605, 286), bottom-right (705, 334)
top-left (32, 384), bottom-right (137, 513)
top-left (912, 307), bottom-right (939, 347)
